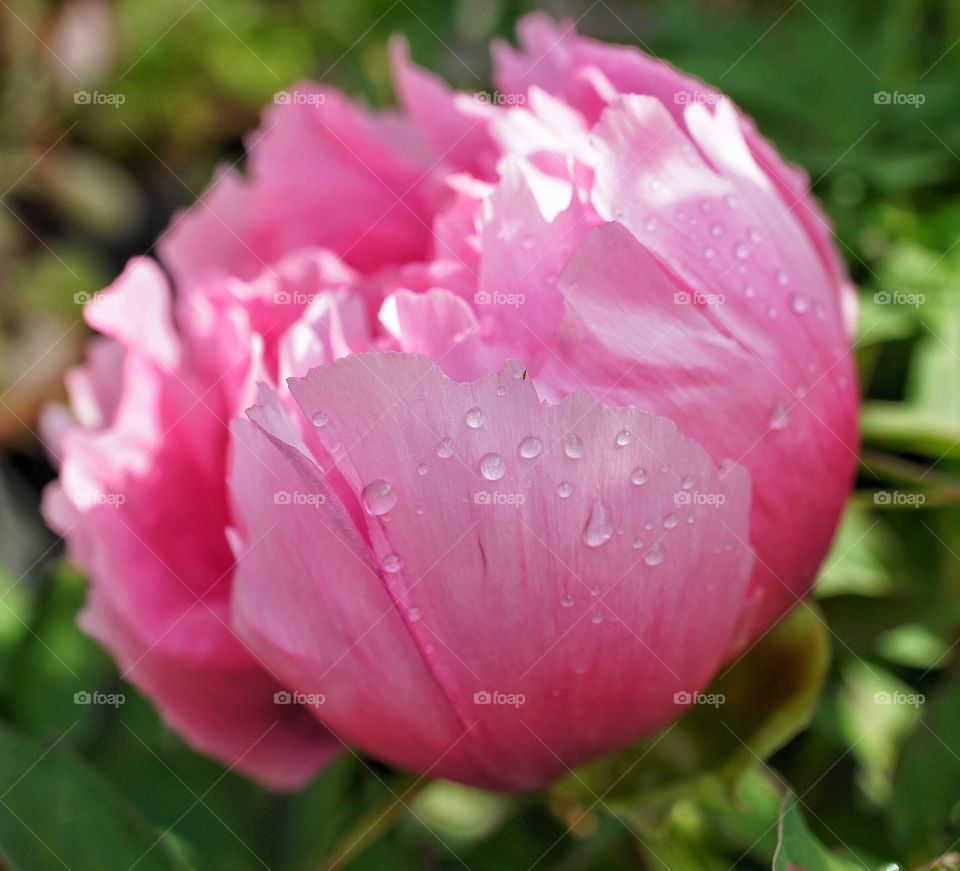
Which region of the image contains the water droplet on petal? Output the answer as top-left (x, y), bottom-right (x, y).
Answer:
top-left (630, 467), bottom-right (648, 486)
top-left (681, 474), bottom-right (694, 490)
top-left (663, 512), bottom-right (678, 529)
top-left (616, 430), bottom-right (632, 447)
top-left (703, 246), bottom-right (716, 260)
top-left (710, 222), bottom-right (723, 237)
top-left (465, 407), bottom-right (485, 429)
top-left (643, 543), bottom-right (665, 567)
top-left (417, 463), bottom-right (428, 476)
top-left (734, 241), bottom-right (749, 259)
top-left (563, 433), bottom-right (584, 459)
top-left (518, 436), bottom-right (542, 459)
top-left (496, 385), bottom-right (506, 397)
top-left (776, 270), bottom-right (790, 287)
top-left (311, 410), bottom-right (329, 428)
top-left (479, 452), bottom-right (506, 481)
top-left (557, 481), bottom-right (573, 498)
top-left (790, 293), bottom-right (809, 314)
top-left (521, 235), bottom-right (535, 250)
top-left (408, 607), bottom-right (421, 622)
top-left (437, 437), bottom-right (454, 458)
top-left (361, 479), bottom-right (397, 516)
top-left (561, 594), bottom-right (575, 608)
top-left (592, 611), bottom-right (604, 624)
top-left (582, 499), bottom-right (614, 548)
top-left (382, 553), bottom-right (402, 573)
top-left (724, 194), bottom-right (739, 210)
top-left (644, 218), bottom-right (657, 232)
top-left (769, 403), bottom-right (790, 431)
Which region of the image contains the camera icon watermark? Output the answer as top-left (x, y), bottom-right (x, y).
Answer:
top-left (473, 690), bottom-right (525, 708)
top-left (873, 290), bottom-right (925, 308)
top-left (873, 90), bottom-right (925, 108)
top-left (74, 90), bottom-right (126, 107)
top-left (473, 91), bottom-right (526, 106)
top-left (873, 490), bottom-right (926, 508)
top-left (674, 491), bottom-right (726, 508)
top-left (274, 690), bottom-right (325, 707)
top-left (873, 691), bottom-right (924, 708)
top-left (473, 491), bottom-right (525, 507)
top-left (74, 492), bottom-right (126, 507)
top-left (74, 690), bottom-right (125, 708)
top-left (474, 291), bottom-right (526, 308)
top-left (674, 690), bottom-right (725, 708)
top-left (674, 290), bottom-right (725, 306)
top-left (273, 491), bottom-right (326, 508)
top-left (274, 90), bottom-right (326, 107)
top-left (674, 90), bottom-right (720, 106)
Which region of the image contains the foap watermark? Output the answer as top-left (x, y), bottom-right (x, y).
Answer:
top-left (274, 290), bottom-right (323, 305)
top-left (74, 690), bottom-right (125, 708)
top-left (874, 490), bottom-right (926, 508)
top-left (674, 290), bottom-right (725, 306)
top-left (874, 290), bottom-right (925, 308)
top-left (874, 690), bottom-right (925, 708)
top-left (473, 491), bottom-right (525, 507)
top-left (274, 491), bottom-right (326, 508)
top-left (674, 90), bottom-right (721, 106)
top-left (674, 490), bottom-right (726, 508)
top-left (474, 290), bottom-right (526, 308)
top-left (74, 492), bottom-right (126, 507)
top-left (674, 690), bottom-right (725, 708)
top-left (74, 290), bottom-right (124, 306)
top-left (274, 90), bottom-right (325, 106)
top-left (74, 90), bottom-right (125, 107)
top-left (274, 690), bottom-right (325, 707)
top-left (474, 690), bottom-right (525, 708)
top-left (473, 91), bottom-right (526, 106)
top-left (874, 90), bottom-right (925, 108)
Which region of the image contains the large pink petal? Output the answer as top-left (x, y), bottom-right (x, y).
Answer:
top-left (251, 353), bottom-right (756, 790)
top-left (552, 219), bottom-right (857, 647)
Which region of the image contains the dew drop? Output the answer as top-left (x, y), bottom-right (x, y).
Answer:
top-left (479, 452), bottom-right (506, 481)
top-left (437, 437), bottom-right (454, 458)
top-left (776, 270), bottom-right (790, 287)
top-left (311, 410), bottom-right (329, 428)
top-left (465, 407), bottom-right (485, 429)
top-left (592, 611), bottom-right (604, 625)
top-left (681, 474), bottom-right (694, 490)
top-left (643, 543), bottom-right (665, 567)
top-left (382, 553), bottom-right (402, 573)
top-left (557, 481), bottom-right (573, 499)
top-left (790, 293), bottom-right (809, 314)
top-left (710, 222), bottom-right (723, 237)
top-left (496, 385), bottom-right (506, 397)
top-left (769, 403), bottom-right (790, 431)
top-left (521, 236), bottom-right (535, 251)
top-left (748, 227), bottom-right (762, 243)
top-left (563, 433), bottom-right (584, 459)
top-left (616, 430), bottom-right (632, 447)
top-left (630, 467), bottom-right (648, 486)
top-left (361, 479), bottom-right (397, 516)
top-left (408, 607), bottom-right (421, 623)
top-left (417, 463), bottom-right (428, 476)
top-left (724, 193), bottom-right (739, 210)
top-left (734, 241), bottom-right (750, 259)
top-left (582, 499), bottom-right (614, 548)
top-left (744, 285), bottom-right (757, 298)
top-left (561, 594), bottom-right (575, 608)
top-left (518, 436), bottom-right (543, 459)
top-left (644, 218), bottom-right (658, 232)
top-left (663, 512), bottom-right (679, 529)
top-left (703, 246), bottom-right (716, 260)
top-left (632, 537), bottom-right (645, 549)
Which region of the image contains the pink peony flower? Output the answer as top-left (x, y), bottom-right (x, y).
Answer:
top-left (44, 14), bottom-right (858, 791)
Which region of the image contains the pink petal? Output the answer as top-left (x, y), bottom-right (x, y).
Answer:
top-left (552, 221), bottom-right (858, 648)
top-left (240, 353), bottom-right (756, 790)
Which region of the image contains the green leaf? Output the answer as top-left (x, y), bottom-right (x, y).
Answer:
top-left (773, 793), bottom-right (874, 871)
top-left (0, 722), bottom-right (195, 871)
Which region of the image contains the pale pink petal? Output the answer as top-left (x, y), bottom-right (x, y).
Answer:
top-left (268, 353), bottom-right (754, 790)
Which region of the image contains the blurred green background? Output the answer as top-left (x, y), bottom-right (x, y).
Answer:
top-left (1, 0), bottom-right (959, 869)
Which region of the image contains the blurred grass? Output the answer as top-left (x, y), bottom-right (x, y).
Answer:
top-left (1, 0), bottom-right (960, 868)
